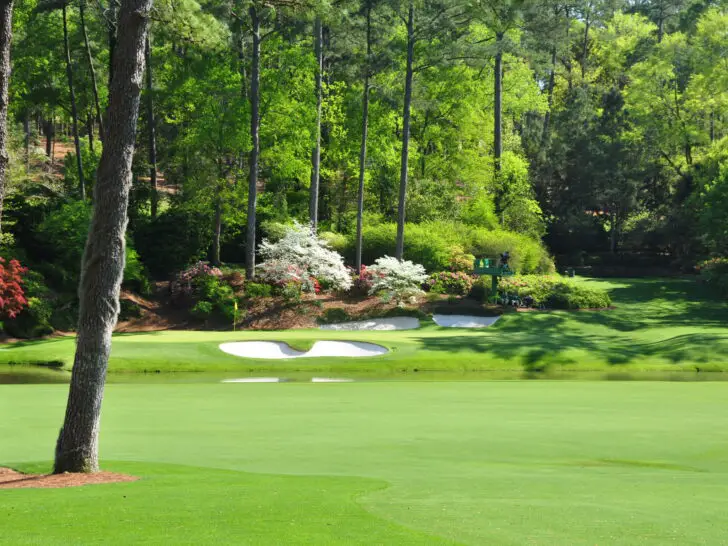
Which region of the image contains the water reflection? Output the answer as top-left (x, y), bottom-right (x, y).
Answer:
top-left (2, 369), bottom-right (728, 385)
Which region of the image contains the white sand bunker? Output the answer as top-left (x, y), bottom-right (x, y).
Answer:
top-left (320, 317), bottom-right (420, 331)
top-left (222, 377), bottom-right (283, 383)
top-left (433, 314), bottom-right (501, 328)
top-left (219, 341), bottom-right (388, 359)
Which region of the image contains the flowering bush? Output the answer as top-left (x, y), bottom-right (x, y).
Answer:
top-left (448, 246), bottom-right (476, 273)
top-left (428, 271), bottom-right (476, 295)
top-left (171, 261), bottom-right (223, 298)
top-left (0, 258), bottom-right (28, 319)
top-left (697, 257), bottom-right (728, 296)
top-left (256, 260), bottom-right (307, 288)
top-left (367, 256), bottom-right (428, 302)
top-left (348, 265), bottom-right (376, 297)
top-left (257, 222), bottom-right (351, 292)
top-left (170, 262), bottom-right (236, 322)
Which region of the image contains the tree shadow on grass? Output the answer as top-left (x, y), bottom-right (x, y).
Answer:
top-left (416, 330), bottom-right (728, 370)
top-left (494, 278), bottom-right (728, 335)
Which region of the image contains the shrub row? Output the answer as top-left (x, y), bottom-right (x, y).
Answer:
top-left (331, 221), bottom-right (554, 274)
top-left (697, 257), bottom-right (728, 296)
top-left (497, 275), bottom-right (612, 309)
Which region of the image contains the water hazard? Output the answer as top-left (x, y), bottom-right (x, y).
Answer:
top-left (2, 368), bottom-right (728, 385)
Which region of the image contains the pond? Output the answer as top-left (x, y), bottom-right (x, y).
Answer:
top-left (2, 368), bottom-right (728, 385)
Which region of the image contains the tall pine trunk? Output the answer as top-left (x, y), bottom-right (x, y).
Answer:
top-left (107, 0), bottom-right (118, 90)
top-left (87, 111), bottom-right (94, 153)
top-left (213, 183), bottom-right (222, 266)
top-left (24, 110), bottom-right (30, 173)
top-left (0, 0), bottom-right (12, 235)
top-left (63, 4), bottom-right (85, 199)
top-left (581, 16), bottom-right (590, 80)
top-left (355, 3), bottom-right (372, 273)
top-left (493, 32), bottom-right (503, 215)
top-left (309, 16), bottom-right (323, 231)
top-left (145, 35), bottom-right (158, 217)
top-left (395, 1), bottom-right (414, 261)
top-left (54, 0), bottom-right (152, 475)
top-left (44, 117), bottom-right (53, 158)
top-left (245, 5), bottom-right (261, 279)
top-left (79, 0), bottom-right (104, 139)
top-left (541, 46), bottom-right (556, 147)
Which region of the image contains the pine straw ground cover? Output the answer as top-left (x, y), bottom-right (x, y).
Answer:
top-left (1, 382), bottom-right (727, 544)
top-left (2, 278), bottom-right (728, 374)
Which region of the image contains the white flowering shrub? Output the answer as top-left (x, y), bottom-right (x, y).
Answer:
top-left (257, 222), bottom-right (352, 292)
top-left (367, 256), bottom-right (428, 302)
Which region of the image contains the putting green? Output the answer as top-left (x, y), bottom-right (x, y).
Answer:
top-left (2, 278), bottom-right (728, 374)
top-left (2, 381), bottom-right (727, 544)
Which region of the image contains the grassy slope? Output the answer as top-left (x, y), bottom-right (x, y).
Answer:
top-left (2, 277), bottom-right (728, 373)
top-left (1, 382), bottom-right (727, 544)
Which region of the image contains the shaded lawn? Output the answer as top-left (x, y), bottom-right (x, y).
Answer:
top-left (1, 382), bottom-right (727, 545)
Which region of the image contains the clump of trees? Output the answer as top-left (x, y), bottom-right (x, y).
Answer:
top-left (0, 0), bottom-right (726, 473)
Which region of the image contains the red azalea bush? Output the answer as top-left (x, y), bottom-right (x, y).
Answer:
top-left (170, 261), bottom-right (223, 298)
top-left (427, 271), bottom-right (476, 295)
top-left (0, 258), bottom-right (29, 319)
top-left (348, 265), bottom-right (379, 297)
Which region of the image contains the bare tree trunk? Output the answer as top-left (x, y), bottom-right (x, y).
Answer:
top-left (63, 4), bottom-right (86, 199)
top-left (245, 5), bottom-right (261, 279)
top-left (309, 16), bottom-right (323, 231)
top-left (581, 16), bottom-right (590, 80)
top-left (541, 46), bottom-right (556, 147)
top-left (494, 31), bottom-right (503, 215)
top-left (79, 0), bottom-right (105, 140)
top-left (87, 111), bottom-right (94, 153)
top-left (24, 110), bottom-right (30, 172)
top-left (212, 185), bottom-right (222, 266)
top-left (145, 35), bottom-right (158, 217)
top-left (355, 3), bottom-right (371, 274)
top-left (395, 0), bottom-right (414, 261)
top-left (0, 0), bottom-right (12, 236)
top-left (107, 0), bottom-right (118, 90)
top-left (54, 0), bottom-right (152, 475)
top-left (45, 118), bottom-right (53, 158)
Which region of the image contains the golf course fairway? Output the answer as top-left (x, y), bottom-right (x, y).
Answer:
top-left (2, 381), bottom-right (727, 544)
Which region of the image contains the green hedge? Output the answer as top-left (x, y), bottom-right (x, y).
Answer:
top-left (498, 275), bottom-right (611, 309)
top-left (338, 221), bottom-right (554, 274)
top-left (697, 257), bottom-right (728, 296)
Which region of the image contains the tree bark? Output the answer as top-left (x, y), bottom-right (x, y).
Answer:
top-left (493, 31), bottom-right (503, 215)
top-left (581, 16), bottom-right (590, 80)
top-left (45, 118), bottom-right (53, 158)
top-left (54, 0), bottom-right (152, 475)
top-left (245, 5), bottom-right (261, 279)
top-left (107, 0), bottom-right (118, 90)
top-left (24, 110), bottom-right (30, 172)
top-left (395, 0), bottom-right (414, 261)
top-left (355, 3), bottom-right (371, 274)
top-left (212, 185), bottom-right (222, 266)
top-left (87, 110), bottom-right (94, 153)
top-left (63, 3), bottom-right (86, 199)
top-left (145, 35), bottom-right (158, 217)
top-left (309, 16), bottom-right (323, 232)
top-left (541, 45), bottom-right (557, 147)
top-left (79, 0), bottom-right (105, 140)
top-left (0, 0), bottom-right (12, 236)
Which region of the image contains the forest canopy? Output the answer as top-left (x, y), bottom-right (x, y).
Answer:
top-left (2, 0), bottom-right (728, 284)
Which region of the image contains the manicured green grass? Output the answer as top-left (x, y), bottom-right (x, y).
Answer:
top-left (2, 277), bottom-right (728, 374)
top-left (2, 382), bottom-right (727, 544)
